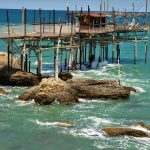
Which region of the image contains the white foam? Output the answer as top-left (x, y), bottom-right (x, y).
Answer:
top-left (15, 100), bottom-right (35, 106)
top-left (79, 98), bottom-right (110, 104)
top-left (88, 116), bottom-right (112, 126)
top-left (130, 126), bottom-right (150, 136)
top-left (35, 120), bottom-right (75, 127)
top-left (32, 61), bottom-right (38, 65)
top-left (69, 128), bottom-right (105, 139)
top-left (135, 87), bottom-right (146, 93)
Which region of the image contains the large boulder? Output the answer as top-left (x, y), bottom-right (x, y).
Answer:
top-left (102, 127), bottom-right (149, 138)
top-left (10, 71), bottom-right (39, 86)
top-left (67, 78), bottom-right (136, 99)
top-left (0, 52), bottom-right (20, 85)
top-left (58, 72), bottom-right (73, 81)
top-left (0, 88), bottom-right (7, 95)
top-left (19, 78), bottom-right (79, 105)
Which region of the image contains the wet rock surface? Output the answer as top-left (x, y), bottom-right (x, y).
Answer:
top-left (19, 78), bottom-right (135, 105)
top-left (67, 78), bottom-right (136, 99)
top-left (10, 71), bottom-right (39, 86)
top-left (19, 78), bottom-right (79, 105)
top-left (134, 121), bottom-right (150, 130)
top-left (102, 127), bottom-right (149, 138)
top-left (0, 52), bottom-right (20, 85)
top-left (0, 88), bottom-right (7, 95)
top-left (58, 71), bottom-right (73, 81)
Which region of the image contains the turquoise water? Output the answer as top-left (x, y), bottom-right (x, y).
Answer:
top-left (0, 9), bottom-right (150, 150)
top-left (1, 49), bottom-right (150, 150)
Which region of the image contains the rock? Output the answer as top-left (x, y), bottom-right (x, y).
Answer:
top-left (58, 72), bottom-right (73, 81)
top-left (59, 121), bottom-right (76, 127)
top-left (0, 52), bottom-right (20, 85)
top-left (0, 88), bottom-right (7, 95)
top-left (56, 91), bottom-right (79, 105)
top-left (67, 78), bottom-right (135, 99)
top-left (134, 121), bottom-right (150, 130)
top-left (18, 85), bottom-right (40, 101)
top-left (34, 92), bottom-right (55, 105)
top-left (134, 121), bottom-right (145, 127)
top-left (19, 77), bottom-right (136, 105)
top-left (10, 71), bottom-right (39, 86)
top-left (102, 127), bottom-right (149, 138)
top-left (19, 78), bottom-right (78, 105)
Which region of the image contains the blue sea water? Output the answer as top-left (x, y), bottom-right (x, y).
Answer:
top-left (0, 9), bottom-right (150, 150)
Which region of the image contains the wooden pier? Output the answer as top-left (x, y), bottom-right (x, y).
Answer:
top-left (0, 1), bottom-right (149, 79)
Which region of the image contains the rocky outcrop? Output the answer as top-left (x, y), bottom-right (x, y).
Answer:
top-left (10, 71), bottom-right (39, 86)
top-left (19, 78), bottom-right (79, 105)
top-left (67, 78), bottom-right (136, 99)
top-left (0, 52), bottom-right (20, 85)
top-left (19, 78), bottom-right (135, 105)
top-left (58, 72), bottom-right (73, 81)
top-left (0, 88), bottom-right (7, 95)
top-left (102, 127), bottom-right (149, 138)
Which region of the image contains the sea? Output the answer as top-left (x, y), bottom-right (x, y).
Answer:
top-left (0, 9), bottom-right (150, 150)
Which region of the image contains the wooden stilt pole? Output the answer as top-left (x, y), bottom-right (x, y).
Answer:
top-left (54, 25), bottom-right (62, 81)
top-left (6, 10), bottom-right (10, 73)
top-left (38, 50), bottom-right (42, 80)
top-left (101, 44), bottom-right (103, 62)
top-left (116, 43), bottom-right (120, 63)
top-left (84, 41), bottom-right (87, 63)
top-left (7, 41), bottom-right (10, 73)
top-left (105, 44), bottom-right (108, 61)
top-left (22, 42), bottom-right (26, 71)
top-left (103, 45), bottom-right (105, 60)
top-left (21, 52), bottom-right (23, 71)
top-left (22, 7), bottom-right (26, 36)
top-left (144, 41), bottom-right (147, 63)
top-left (49, 10), bottom-right (51, 32)
top-left (25, 53), bottom-right (28, 72)
top-left (53, 9), bottom-right (55, 34)
top-left (34, 10), bottom-right (36, 32)
top-left (39, 8), bottom-right (42, 37)
top-left (67, 6), bottom-right (69, 25)
top-left (99, 42), bottom-right (101, 62)
top-left (118, 56), bottom-right (120, 85)
top-left (10, 39), bottom-right (13, 73)
top-left (112, 43), bottom-right (114, 64)
top-left (79, 39), bottom-right (82, 70)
